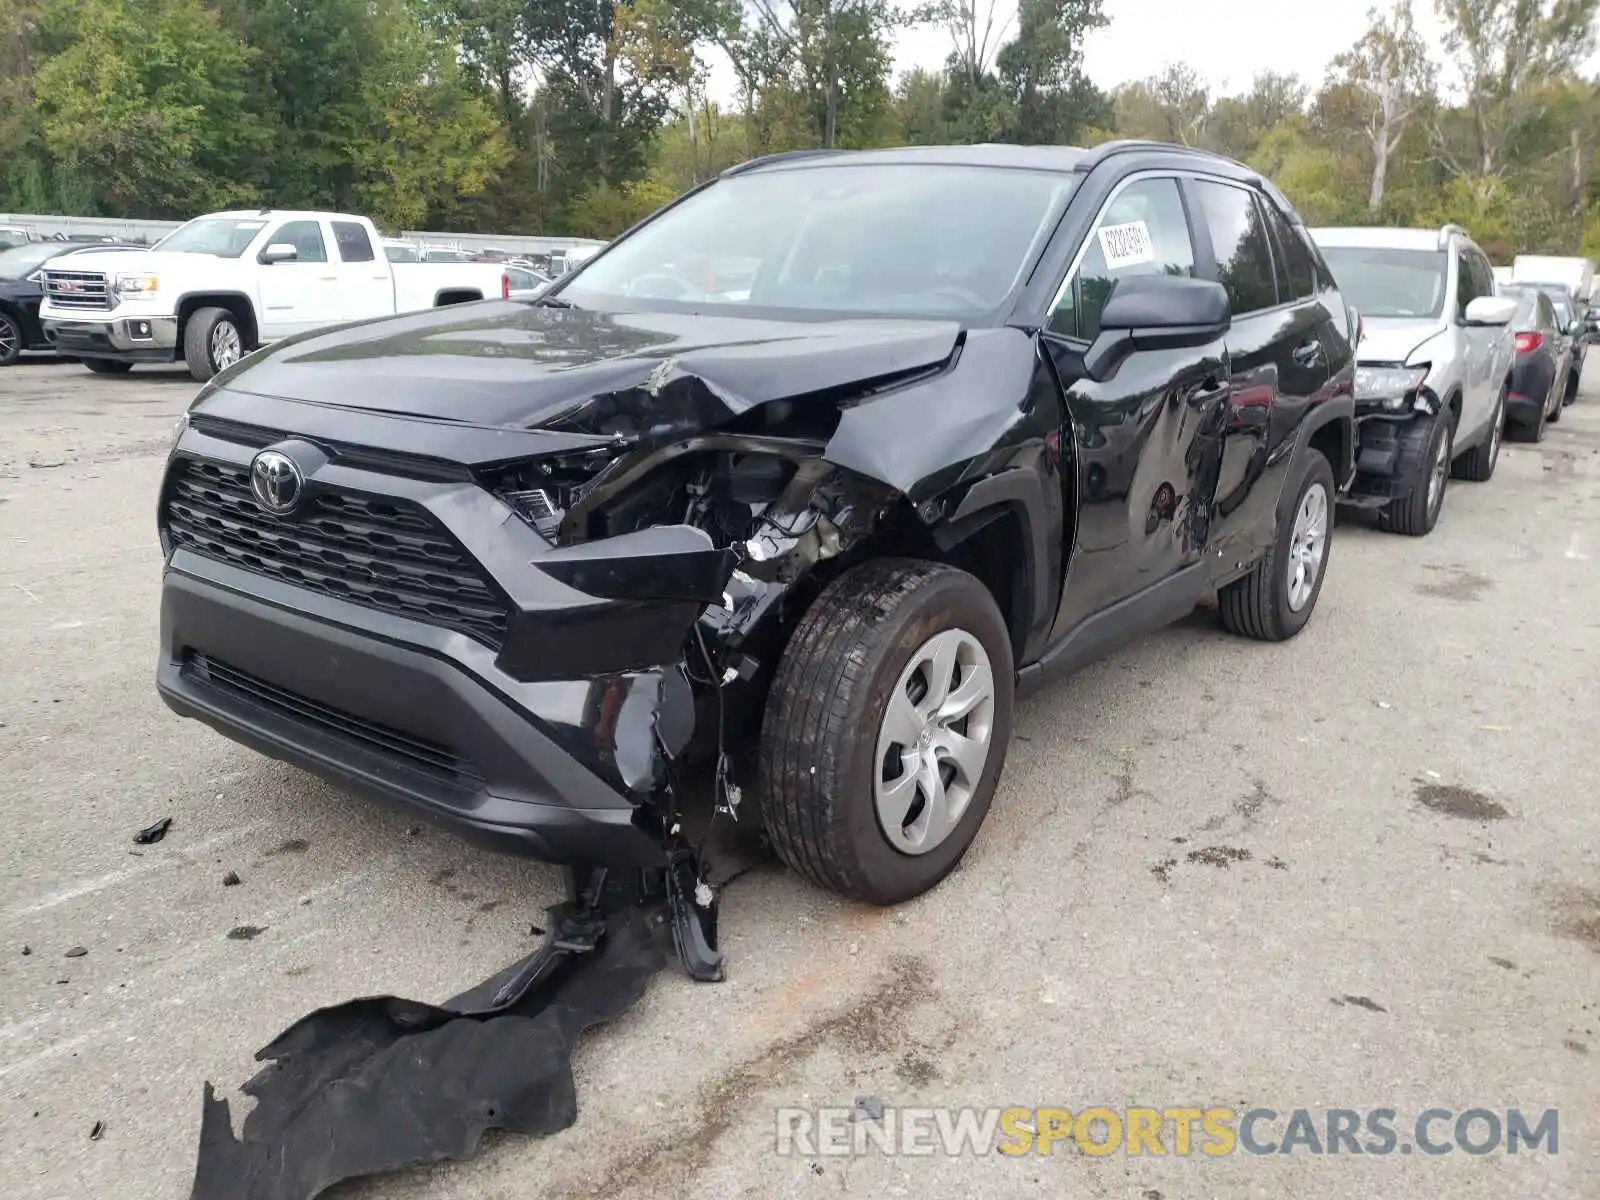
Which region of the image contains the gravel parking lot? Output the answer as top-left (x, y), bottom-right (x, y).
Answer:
top-left (2, 357), bottom-right (1598, 1199)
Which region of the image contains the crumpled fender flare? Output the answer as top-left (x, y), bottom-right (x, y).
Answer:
top-left (940, 468), bottom-right (1054, 653)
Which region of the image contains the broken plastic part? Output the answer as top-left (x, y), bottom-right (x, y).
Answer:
top-left (190, 850), bottom-right (724, 1199)
top-left (133, 817), bottom-right (173, 845)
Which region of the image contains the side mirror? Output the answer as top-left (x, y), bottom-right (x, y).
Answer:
top-left (1568, 319), bottom-right (1585, 337)
top-left (1082, 275), bottom-right (1232, 381)
top-left (1463, 295), bottom-right (1517, 326)
top-left (259, 243), bottom-right (299, 265)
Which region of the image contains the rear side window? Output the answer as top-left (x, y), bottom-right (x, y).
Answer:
top-left (1191, 180), bottom-right (1278, 315)
top-left (332, 221), bottom-right (375, 263)
top-left (1051, 176), bottom-right (1196, 341)
top-left (1261, 202), bottom-right (1315, 300)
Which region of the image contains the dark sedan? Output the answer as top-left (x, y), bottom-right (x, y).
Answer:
top-left (1500, 284), bottom-right (1572, 441)
top-left (0, 242), bottom-right (140, 365)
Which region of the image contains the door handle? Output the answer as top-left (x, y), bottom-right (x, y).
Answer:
top-left (1292, 338), bottom-right (1323, 365)
top-left (1185, 378), bottom-right (1230, 408)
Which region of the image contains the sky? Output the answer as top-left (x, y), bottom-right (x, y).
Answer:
top-left (705, 0), bottom-right (1598, 107)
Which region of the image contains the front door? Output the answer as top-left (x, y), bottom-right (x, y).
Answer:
top-left (1039, 174), bottom-right (1230, 635)
top-left (256, 218), bottom-right (336, 339)
top-left (1454, 247), bottom-right (1496, 438)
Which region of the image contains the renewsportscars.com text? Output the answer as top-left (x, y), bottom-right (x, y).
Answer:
top-left (774, 1105), bottom-right (1559, 1158)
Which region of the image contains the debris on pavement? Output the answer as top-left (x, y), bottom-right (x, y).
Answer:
top-left (20, 945), bottom-right (30, 956)
top-left (64, 946), bottom-right (87, 959)
top-left (133, 817), bottom-right (173, 845)
top-left (222, 871), bottom-right (241, 887)
top-left (89, 1121), bottom-right (105, 1141)
top-left (191, 906), bottom-right (671, 1200)
top-left (190, 855), bottom-right (725, 1200)
top-left (852, 1096), bottom-right (886, 1122)
top-left (226, 926), bottom-right (265, 941)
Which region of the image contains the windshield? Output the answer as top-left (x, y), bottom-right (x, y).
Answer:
top-left (153, 216), bottom-right (268, 257)
top-left (0, 242), bottom-right (68, 277)
top-left (1319, 247), bottom-right (1448, 319)
top-left (559, 163), bottom-right (1080, 322)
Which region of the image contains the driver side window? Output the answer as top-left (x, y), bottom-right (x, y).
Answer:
top-left (1051, 177), bottom-right (1196, 341)
top-left (267, 220), bottom-right (328, 264)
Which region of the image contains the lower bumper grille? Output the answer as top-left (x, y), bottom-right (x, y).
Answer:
top-left (162, 457), bottom-right (510, 648)
top-left (183, 652), bottom-right (483, 787)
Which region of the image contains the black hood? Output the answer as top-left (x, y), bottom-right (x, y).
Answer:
top-left (220, 302), bottom-right (962, 441)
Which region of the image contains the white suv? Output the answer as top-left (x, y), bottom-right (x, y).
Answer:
top-left (1311, 224), bottom-right (1517, 536)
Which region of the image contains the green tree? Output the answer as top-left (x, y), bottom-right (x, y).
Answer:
top-left (32, 0), bottom-right (268, 216)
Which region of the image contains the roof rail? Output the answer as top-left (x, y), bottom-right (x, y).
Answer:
top-left (1437, 222), bottom-right (1468, 249)
top-left (721, 149), bottom-right (848, 178)
top-left (1079, 138), bottom-right (1251, 174)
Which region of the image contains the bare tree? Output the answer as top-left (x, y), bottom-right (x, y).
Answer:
top-left (1333, 1), bottom-right (1436, 211)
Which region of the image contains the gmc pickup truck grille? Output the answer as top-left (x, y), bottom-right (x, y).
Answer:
top-left (163, 457), bottom-right (510, 648)
top-left (41, 269), bottom-right (112, 310)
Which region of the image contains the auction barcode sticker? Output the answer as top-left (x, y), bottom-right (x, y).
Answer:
top-left (1097, 220), bottom-right (1155, 269)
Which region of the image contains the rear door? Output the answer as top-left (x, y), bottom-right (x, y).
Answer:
top-left (1187, 178), bottom-right (1334, 568)
top-left (329, 220), bottom-right (395, 319)
top-left (1039, 173), bottom-right (1229, 633)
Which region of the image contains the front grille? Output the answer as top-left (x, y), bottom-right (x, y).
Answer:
top-left (42, 269), bottom-right (112, 310)
top-left (163, 457), bottom-right (510, 648)
top-left (183, 652), bottom-right (483, 787)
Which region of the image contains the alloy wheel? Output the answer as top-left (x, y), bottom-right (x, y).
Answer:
top-left (1286, 482), bottom-right (1329, 613)
top-left (874, 628), bottom-right (997, 856)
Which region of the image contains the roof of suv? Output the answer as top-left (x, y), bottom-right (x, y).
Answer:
top-left (724, 140), bottom-right (1266, 180)
top-left (1310, 226), bottom-right (1472, 252)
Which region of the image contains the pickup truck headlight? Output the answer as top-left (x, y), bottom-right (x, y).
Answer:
top-left (1354, 364), bottom-right (1429, 411)
top-left (114, 273), bottom-right (159, 296)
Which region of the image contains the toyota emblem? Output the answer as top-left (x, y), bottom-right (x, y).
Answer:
top-left (249, 449), bottom-right (304, 515)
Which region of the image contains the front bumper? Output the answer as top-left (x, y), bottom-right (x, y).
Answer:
top-left (42, 313), bottom-right (178, 361)
top-left (156, 419), bottom-right (734, 866)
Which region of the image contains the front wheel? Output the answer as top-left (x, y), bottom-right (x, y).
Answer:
top-left (758, 559), bottom-right (1015, 905)
top-left (183, 307), bottom-right (245, 383)
top-left (0, 311), bottom-right (22, 366)
top-left (1379, 409), bottom-right (1453, 537)
top-left (1219, 449), bottom-right (1335, 641)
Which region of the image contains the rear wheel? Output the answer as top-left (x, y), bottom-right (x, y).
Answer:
top-left (759, 559), bottom-right (1015, 905)
top-left (183, 307), bottom-right (245, 383)
top-left (83, 358), bottom-right (133, 375)
top-left (1219, 449), bottom-right (1334, 641)
top-left (0, 310), bottom-right (21, 366)
top-left (1379, 409), bottom-right (1453, 537)
top-left (1563, 370), bottom-right (1580, 407)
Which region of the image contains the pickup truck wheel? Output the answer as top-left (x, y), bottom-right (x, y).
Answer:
top-left (83, 358), bottom-right (133, 375)
top-left (0, 311), bottom-right (21, 366)
top-left (184, 307), bottom-right (245, 382)
top-left (1378, 409), bottom-right (1453, 537)
top-left (1454, 388), bottom-right (1504, 481)
top-left (1219, 448), bottom-right (1334, 642)
top-left (758, 559), bottom-right (1015, 906)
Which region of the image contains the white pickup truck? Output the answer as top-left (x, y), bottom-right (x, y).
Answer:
top-left (38, 209), bottom-right (509, 380)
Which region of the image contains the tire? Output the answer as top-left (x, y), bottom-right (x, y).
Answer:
top-left (1454, 388), bottom-right (1503, 482)
top-left (1547, 386), bottom-right (1562, 424)
top-left (1378, 409), bottom-right (1454, 537)
top-left (1563, 370), bottom-right (1579, 407)
top-left (0, 310), bottom-right (21, 366)
top-left (83, 358), bottom-right (133, 375)
top-left (1219, 448), bottom-right (1335, 642)
top-left (758, 558), bottom-right (1015, 905)
top-left (1518, 381), bottom-right (1552, 442)
top-left (183, 306), bottom-right (245, 383)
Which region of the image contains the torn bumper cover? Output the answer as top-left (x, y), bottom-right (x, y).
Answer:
top-left (156, 427), bottom-right (741, 867)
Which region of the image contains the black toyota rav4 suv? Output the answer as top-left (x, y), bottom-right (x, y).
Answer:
top-left (158, 141), bottom-right (1356, 905)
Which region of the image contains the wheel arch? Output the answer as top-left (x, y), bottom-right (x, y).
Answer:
top-left (177, 293), bottom-right (258, 348)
